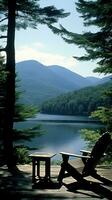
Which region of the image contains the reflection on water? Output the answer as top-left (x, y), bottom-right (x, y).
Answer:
top-left (15, 114), bottom-right (103, 160)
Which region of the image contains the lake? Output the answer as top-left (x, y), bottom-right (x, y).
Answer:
top-left (14, 113), bottom-right (103, 160)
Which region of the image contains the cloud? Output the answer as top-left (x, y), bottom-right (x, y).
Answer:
top-left (16, 44), bottom-right (77, 72)
top-left (15, 43), bottom-right (103, 77)
top-left (33, 42), bottom-right (45, 49)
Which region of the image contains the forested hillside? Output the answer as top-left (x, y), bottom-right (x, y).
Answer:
top-left (41, 81), bottom-right (112, 116)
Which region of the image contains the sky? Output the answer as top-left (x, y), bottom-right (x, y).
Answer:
top-left (15, 0), bottom-right (103, 78)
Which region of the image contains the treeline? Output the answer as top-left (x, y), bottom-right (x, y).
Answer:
top-left (41, 81), bottom-right (112, 116)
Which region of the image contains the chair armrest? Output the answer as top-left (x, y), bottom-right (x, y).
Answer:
top-left (80, 149), bottom-right (106, 156)
top-left (60, 152), bottom-right (90, 159)
top-left (80, 149), bottom-right (91, 155)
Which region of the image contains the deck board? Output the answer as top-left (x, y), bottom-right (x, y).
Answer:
top-left (0, 163), bottom-right (112, 199)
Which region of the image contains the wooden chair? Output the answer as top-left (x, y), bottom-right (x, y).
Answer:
top-left (58, 132), bottom-right (112, 187)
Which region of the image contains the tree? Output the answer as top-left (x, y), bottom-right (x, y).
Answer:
top-left (49, 0), bottom-right (112, 162)
top-left (50, 0), bottom-right (112, 74)
top-left (0, 0), bottom-right (69, 171)
top-left (0, 54), bottom-right (7, 159)
top-left (49, 0), bottom-right (112, 123)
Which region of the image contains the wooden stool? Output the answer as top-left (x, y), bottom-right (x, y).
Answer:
top-left (29, 152), bottom-right (56, 184)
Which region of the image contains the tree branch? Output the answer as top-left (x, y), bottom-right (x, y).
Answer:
top-left (0, 35), bottom-right (7, 39)
top-left (0, 47), bottom-right (6, 52)
top-left (0, 17), bottom-right (7, 23)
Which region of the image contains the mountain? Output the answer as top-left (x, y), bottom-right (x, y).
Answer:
top-left (16, 60), bottom-right (110, 106)
top-left (48, 65), bottom-right (91, 88)
top-left (98, 75), bottom-right (112, 84)
top-left (86, 75), bottom-right (112, 85)
top-left (86, 76), bottom-right (100, 84)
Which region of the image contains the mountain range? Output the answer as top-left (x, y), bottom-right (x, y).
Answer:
top-left (16, 60), bottom-right (111, 106)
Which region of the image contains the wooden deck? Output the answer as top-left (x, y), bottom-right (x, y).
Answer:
top-left (0, 164), bottom-right (112, 199)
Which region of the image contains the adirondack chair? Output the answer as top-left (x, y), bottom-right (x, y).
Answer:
top-left (58, 132), bottom-right (112, 187)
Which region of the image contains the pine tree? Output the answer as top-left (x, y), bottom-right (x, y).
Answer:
top-left (50, 0), bottom-right (112, 127)
top-left (0, 55), bottom-right (6, 161)
top-left (0, 0), bottom-right (69, 171)
top-left (49, 0), bottom-right (112, 163)
top-left (50, 0), bottom-right (112, 74)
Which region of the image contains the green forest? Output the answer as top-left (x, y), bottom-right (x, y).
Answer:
top-left (41, 80), bottom-right (112, 116)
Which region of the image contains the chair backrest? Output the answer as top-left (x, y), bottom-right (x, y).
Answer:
top-left (82, 132), bottom-right (111, 176)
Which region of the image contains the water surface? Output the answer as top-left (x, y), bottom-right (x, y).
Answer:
top-left (15, 114), bottom-right (102, 160)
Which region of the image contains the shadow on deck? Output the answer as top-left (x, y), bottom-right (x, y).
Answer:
top-left (0, 164), bottom-right (112, 199)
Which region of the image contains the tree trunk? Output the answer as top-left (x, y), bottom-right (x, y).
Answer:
top-left (3, 0), bottom-right (16, 171)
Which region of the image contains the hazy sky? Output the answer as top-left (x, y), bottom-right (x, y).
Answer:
top-left (15, 0), bottom-right (103, 78)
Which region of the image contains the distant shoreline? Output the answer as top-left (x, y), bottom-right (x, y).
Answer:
top-left (27, 113), bottom-right (101, 124)
top-left (27, 119), bottom-right (101, 124)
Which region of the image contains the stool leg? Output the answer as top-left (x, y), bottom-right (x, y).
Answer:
top-left (37, 160), bottom-right (40, 179)
top-left (32, 159), bottom-right (36, 184)
top-left (45, 158), bottom-right (50, 181)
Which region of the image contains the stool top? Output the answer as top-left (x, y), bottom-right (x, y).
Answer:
top-left (29, 152), bottom-right (56, 158)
